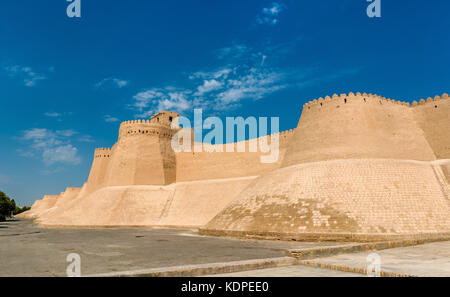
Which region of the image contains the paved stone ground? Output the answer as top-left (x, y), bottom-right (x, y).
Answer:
top-left (306, 241), bottom-right (450, 277)
top-left (3, 220), bottom-right (449, 277)
top-left (0, 220), bottom-right (340, 277)
top-left (210, 265), bottom-right (361, 277)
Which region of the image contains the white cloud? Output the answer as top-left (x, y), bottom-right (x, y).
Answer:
top-left (129, 38), bottom-right (359, 115)
top-left (104, 115), bottom-right (119, 123)
top-left (41, 167), bottom-right (63, 176)
top-left (77, 135), bottom-right (95, 143)
top-left (56, 129), bottom-right (78, 137)
top-left (5, 65), bottom-right (47, 87)
top-left (216, 44), bottom-right (249, 60)
top-left (157, 92), bottom-right (192, 112)
top-left (20, 128), bottom-right (82, 166)
top-left (42, 145), bottom-right (81, 166)
top-left (257, 2), bottom-right (286, 26)
top-left (131, 64), bottom-right (286, 115)
top-left (213, 68), bottom-right (287, 109)
top-left (132, 88), bottom-right (192, 117)
top-left (96, 77), bottom-right (129, 89)
top-left (16, 148), bottom-right (34, 158)
top-left (264, 2), bottom-right (283, 15)
top-left (195, 79), bottom-right (223, 96)
top-left (44, 112), bottom-right (61, 118)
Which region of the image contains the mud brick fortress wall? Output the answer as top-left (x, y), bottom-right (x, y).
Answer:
top-left (87, 115), bottom-right (295, 189)
top-left (175, 129), bottom-right (295, 182)
top-left (203, 92), bottom-right (450, 240)
top-left (19, 92), bottom-right (450, 241)
top-left (283, 92), bottom-right (449, 166)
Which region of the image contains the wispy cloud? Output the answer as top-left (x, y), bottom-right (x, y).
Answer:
top-left (44, 112), bottom-right (61, 118)
top-left (129, 38), bottom-right (360, 116)
top-left (256, 2), bottom-right (287, 26)
top-left (95, 77), bottom-right (129, 89)
top-left (132, 88), bottom-right (192, 117)
top-left (19, 128), bottom-right (83, 166)
top-left (43, 111), bottom-right (74, 121)
top-left (195, 79), bottom-right (223, 96)
top-left (131, 64), bottom-right (286, 115)
top-left (104, 115), bottom-right (119, 123)
top-left (216, 44), bottom-right (249, 60)
top-left (77, 135), bottom-right (95, 143)
top-left (5, 65), bottom-right (48, 87)
top-left (41, 167), bottom-right (64, 176)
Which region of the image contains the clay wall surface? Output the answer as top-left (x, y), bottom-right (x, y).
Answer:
top-left (37, 177), bottom-right (255, 228)
top-left (86, 148), bottom-right (111, 191)
top-left (442, 165), bottom-right (450, 183)
top-left (204, 159), bottom-right (450, 238)
top-left (282, 93), bottom-right (436, 167)
top-left (158, 177), bottom-right (256, 227)
top-left (27, 93), bottom-right (450, 237)
top-left (54, 188), bottom-right (81, 207)
top-left (19, 195), bottom-right (59, 218)
top-left (412, 94), bottom-right (450, 159)
top-left (176, 130), bottom-right (295, 182)
top-left (103, 121), bottom-right (177, 186)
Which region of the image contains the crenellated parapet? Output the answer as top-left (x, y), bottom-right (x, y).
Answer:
top-left (252, 128), bottom-right (296, 149)
top-left (94, 148), bottom-right (112, 158)
top-left (302, 92), bottom-right (418, 111)
top-left (301, 91), bottom-right (449, 111)
top-left (120, 119), bottom-right (151, 125)
top-left (411, 93), bottom-right (450, 159)
top-left (282, 91), bottom-right (442, 167)
top-left (411, 93), bottom-right (449, 107)
top-left (118, 119), bottom-right (179, 140)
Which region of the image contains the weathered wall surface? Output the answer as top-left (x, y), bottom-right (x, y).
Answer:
top-left (282, 93), bottom-right (436, 167)
top-left (54, 188), bottom-right (81, 207)
top-left (34, 188), bottom-right (82, 223)
top-left (412, 94), bottom-right (450, 159)
top-left (17, 195), bottom-right (59, 219)
top-left (37, 177), bottom-right (255, 228)
top-left (176, 130), bottom-right (295, 181)
top-left (203, 159), bottom-right (450, 240)
top-left (86, 148), bottom-right (111, 191)
top-left (442, 165), bottom-right (450, 183)
top-left (158, 177), bottom-right (256, 227)
top-left (38, 186), bottom-right (173, 227)
top-left (27, 94), bottom-right (450, 239)
top-left (102, 121), bottom-right (177, 186)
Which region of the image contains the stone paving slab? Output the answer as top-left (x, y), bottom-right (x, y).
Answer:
top-left (210, 265), bottom-right (362, 277)
top-left (3, 220), bottom-right (449, 277)
top-left (0, 220), bottom-right (343, 277)
top-left (304, 241), bottom-right (450, 277)
top-left (87, 257), bottom-right (298, 277)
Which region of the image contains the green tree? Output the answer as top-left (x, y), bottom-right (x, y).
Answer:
top-left (0, 190), bottom-right (17, 221)
top-left (14, 205), bottom-right (31, 215)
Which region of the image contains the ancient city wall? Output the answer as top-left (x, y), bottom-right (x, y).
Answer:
top-left (28, 94), bottom-right (450, 238)
top-left (175, 129), bottom-right (295, 182)
top-left (18, 194), bottom-right (59, 219)
top-left (412, 94), bottom-right (450, 159)
top-left (37, 177), bottom-right (256, 228)
top-left (101, 121), bottom-right (178, 186)
top-left (203, 159), bottom-right (450, 241)
top-left (86, 148), bottom-right (111, 191)
top-left (54, 187), bottom-right (81, 207)
top-left (282, 93), bottom-right (437, 167)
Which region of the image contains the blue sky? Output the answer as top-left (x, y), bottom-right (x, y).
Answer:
top-left (0, 0), bottom-right (449, 206)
